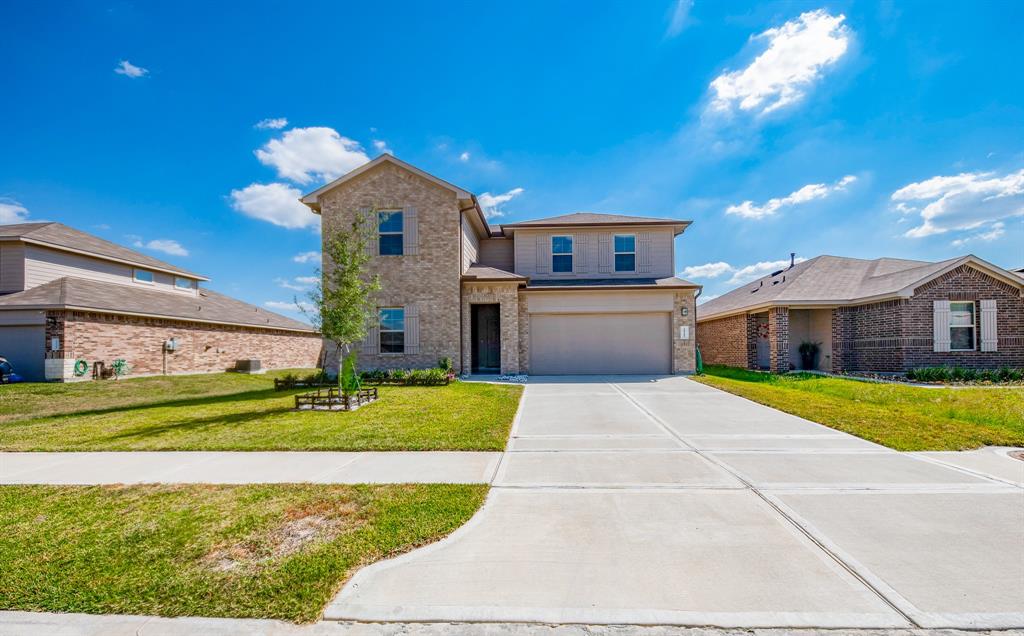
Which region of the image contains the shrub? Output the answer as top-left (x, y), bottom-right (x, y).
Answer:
top-left (406, 368), bottom-right (449, 385)
top-left (437, 357), bottom-right (453, 372)
top-left (906, 366), bottom-right (1022, 384)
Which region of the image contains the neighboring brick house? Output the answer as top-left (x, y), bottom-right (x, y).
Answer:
top-left (301, 154), bottom-right (700, 375)
top-left (696, 254), bottom-right (1024, 373)
top-left (0, 222), bottom-right (322, 381)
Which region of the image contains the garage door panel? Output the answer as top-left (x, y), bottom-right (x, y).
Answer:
top-left (530, 313), bottom-right (670, 375)
top-left (0, 325), bottom-right (45, 381)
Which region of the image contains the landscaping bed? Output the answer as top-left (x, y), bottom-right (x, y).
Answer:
top-left (0, 483), bottom-right (486, 622)
top-left (694, 365), bottom-right (1024, 451)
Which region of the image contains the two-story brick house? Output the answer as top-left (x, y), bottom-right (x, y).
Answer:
top-left (0, 222), bottom-right (322, 380)
top-left (301, 154), bottom-right (700, 375)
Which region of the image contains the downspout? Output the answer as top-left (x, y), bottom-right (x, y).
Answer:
top-left (694, 287), bottom-right (703, 374)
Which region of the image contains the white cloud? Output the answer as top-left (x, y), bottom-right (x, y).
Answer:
top-left (0, 200), bottom-right (29, 223)
top-left (892, 168), bottom-right (1024, 238)
top-left (726, 174), bottom-right (856, 219)
top-left (950, 222), bottom-right (1006, 248)
top-left (459, 151), bottom-right (471, 162)
top-left (275, 277), bottom-right (309, 291)
top-left (295, 276), bottom-right (319, 285)
top-left (264, 300), bottom-right (314, 314)
top-left (708, 10), bottom-right (850, 116)
top-left (728, 257), bottom-right (806, 284)
top-left (133, 238), bottom-right (189, 257)
top-left (372, 139), bottom-right (392, 155)
top-left (114, 60), bottom-right (148, 78)
top-left (230, 182), bottom-right (318, 230)
top-left (697, 294), bottom-right (720, 305)
top-left (292, 251), bottom-right (320, 264)
top-left (478, 187), bottom-right (524, 219)
top-left (255, 117), bottom-right (288, 130)
top-left (255, 127), bottom-right (370, 185)
top-left (680, 261), bottom-right (734, 279)
top-left (665, 0), bottom-right (693, 37)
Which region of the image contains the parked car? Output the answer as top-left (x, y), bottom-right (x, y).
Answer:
top-left (0, 357), bottom-right (24, 384)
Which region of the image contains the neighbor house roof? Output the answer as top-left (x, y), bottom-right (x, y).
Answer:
top-left (526, 276), bottom-right (699, 291)
top-left (0, 276), bottom-right (315, 332)
top-left (697, 254), bottom-right (1024, 322)
top-left (461, 264), bottom-right (527, 283)
top-left (500, 212), bottom-right (691, 236)
top-left (0, 222), bottom-right (207, 280)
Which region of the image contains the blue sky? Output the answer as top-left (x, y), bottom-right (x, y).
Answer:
top-left (1, 1), bottom-right (1022, 315)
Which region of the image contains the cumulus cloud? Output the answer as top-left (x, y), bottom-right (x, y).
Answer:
top-left (459, 152), bottom-right (471, 162)
top-left (264, 300), bottom-right (314, 314)
top-left (665, 0), bottom-right (693, 37)
top-left (950, 222), bottom-right (1006, 248)
top-left (114, 60), bottom-right (148, 78)
top-left (295, 276), bottom-right (319, 285)
top-left (0, 200), bottom-right (30, 223)
top-left (255, 127), bottom-right (370, 185)
top-left (372, 139), bottom-right (392, 154)
top-left (230, 182), bottom-right (318, 230)
top-left (132, 238), bottom-right (189, 257)
top-left (274, 277), bottom-right (310, 291)
top-left (708, 10), bottom-right (850, 116)
top-left (680, 261), bottom-right (734, 279)
top-left (292, 251), bottom-right (320, 264)
top-left (478, 187), bottom-right (524, 218)
top-left (726, 174), bottom-right (856, 219)
top-left (728, 257), bottom-right (806, 284)
top-left (892, 168), bottom-right (1024, 238)
top-left (255, 117), bottom-right (288, 130)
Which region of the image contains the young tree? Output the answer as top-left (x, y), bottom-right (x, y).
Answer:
top-left (305, 212), bottom-right (380, 389)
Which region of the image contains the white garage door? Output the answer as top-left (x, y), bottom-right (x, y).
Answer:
top-left (530, 313), bottom-right (671, 375)
top-left (0, 325), bottom-right (45, 381)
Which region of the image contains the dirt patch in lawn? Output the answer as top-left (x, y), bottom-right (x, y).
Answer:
top-left (204, 500), bottom-right (364, 572)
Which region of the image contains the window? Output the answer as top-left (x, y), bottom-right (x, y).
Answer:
top-left (379, 307), bottom-right (405, 353)
top-left (950, 301), bottom-right (975, 351)
top-left (175, 277), bottom-right (195, 290)
top-left (133, 269), bottom-right (154, 284)
top-left (551, 235), bottom-right (573, 273)
top-left (378, 210), bottom-right (404, 256)
top-left (614, 235), bottom-right (636, 272)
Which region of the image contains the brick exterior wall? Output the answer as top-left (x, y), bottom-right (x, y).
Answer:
top-left (695, 313), bottom-right (748, 368)
top-left (461, 282), bottom-right (522, 374)
top-left (45, 310), bottom-right (322, 380)
top-left (672, 290), bottom-right (699, 374)
top-left (768, 306), bottom-right (790, 373)
top-left (318, 162), bottom-right (464, 373)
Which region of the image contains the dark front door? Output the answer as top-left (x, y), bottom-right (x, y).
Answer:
top-left (471, 304), bottom-right (501, 373)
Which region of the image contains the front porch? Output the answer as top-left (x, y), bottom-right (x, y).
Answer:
top-left (748, 307), bottom-right (834, 373)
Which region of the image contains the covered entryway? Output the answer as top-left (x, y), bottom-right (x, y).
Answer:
top-left (0, 324), bottom-right (45, 381)
top-left (471, 304), bottom-right (501, 373)
top-left (529, 312), bottom-right (671, 374)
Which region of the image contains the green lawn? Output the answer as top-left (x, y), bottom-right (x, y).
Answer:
top-left (694, 365), bottom-right (1024, 451)
top-left (0, 483), bottom-right (486, 622)
top-left (0, 371), bottom-right (523, 451)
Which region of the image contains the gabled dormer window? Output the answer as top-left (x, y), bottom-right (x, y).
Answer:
top-left (175, 277), bottom-right (195, 290)
top-left (551, 235), bottom-right (573, 273)
top-left (614, 235), bottom-right (635, 272)
top-left (133, 269), bottom-right (154, 284)
top-left (378, 210), bottom-right (403, 256)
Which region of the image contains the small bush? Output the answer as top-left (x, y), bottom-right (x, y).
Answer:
top-left (406, 368), bottom-right (449, 385)
top-left (906, 366), bottom-right (1022, 384)
top-left (437, 357), bottom-right (453, 372)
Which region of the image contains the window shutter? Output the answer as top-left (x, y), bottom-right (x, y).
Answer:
top-left (597, 234), bottom-right (612, 273)
top-left (637, 232), bottom-right (652, 273)
top-left (535, 235), bottom-right (551, 274)
top-left (575, 234), bottom-right (588, 273)
top-left (933, 300), bottom-right (951, 352)
top-left (403, 206), bottom-right (419, 255)
top-left (361, 319), bottom-right (379, 355)
top-left (980, 299), bottom-right (997, 352)
top-left (361, 207), bottom-right (378, 257)
top-left (404, 303), bottom-right (420, 354)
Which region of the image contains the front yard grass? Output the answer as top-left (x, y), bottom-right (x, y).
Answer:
top-left (0, 483), bottom-right (486, 622)
top-left (0, 371), bottom-right (522, 451)
top-left (694, 365), bottom-right (1024, 451)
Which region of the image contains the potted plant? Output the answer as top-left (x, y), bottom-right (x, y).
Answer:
top-left (798, 341), bottom-right (820, 370)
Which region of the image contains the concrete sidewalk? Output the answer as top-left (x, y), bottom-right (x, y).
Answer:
top-left (0, 451), bottom-right (501, 484)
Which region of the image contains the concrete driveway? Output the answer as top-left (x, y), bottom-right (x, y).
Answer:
top-left (326, 376), bottom-right (1024, 629)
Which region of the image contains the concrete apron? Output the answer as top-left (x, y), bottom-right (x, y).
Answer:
top-left (326, 375), bottom-right (1024, 630)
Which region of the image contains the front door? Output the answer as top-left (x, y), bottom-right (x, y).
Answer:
top-left (472, 304), bottom-right (500, 373)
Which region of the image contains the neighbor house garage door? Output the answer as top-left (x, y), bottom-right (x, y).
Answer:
top-left (0, 325), bottom-right (45, 381)
top-left (530, 313), bottom-right (671, 375)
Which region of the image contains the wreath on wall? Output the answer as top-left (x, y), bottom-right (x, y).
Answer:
top-left (756, 323), bottom-right (770, 340)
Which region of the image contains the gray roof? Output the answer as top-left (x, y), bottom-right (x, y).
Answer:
top-left (697, 254), bottom-right (1023, 320)
top-left (462, 264), bottom-right (527, 282)
top-left (527, 276), bottom-right (699, 289)
top-left (0, 276), bottom-right (315, 332)
top-left (0, 222), bottom-right (206, 280)
top-left (501, 212), bottom-right (690, 230)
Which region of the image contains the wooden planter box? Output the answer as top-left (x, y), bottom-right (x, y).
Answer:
top-left (294, 387), bottom-right (378, 411)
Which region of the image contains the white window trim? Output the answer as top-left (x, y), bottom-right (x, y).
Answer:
top-left (613, 233), bottom-right (636, 273)
top-left (551, 235), bottom-right (573, 273)
top-left (379, 307), bottom-right (405, 355)
top-left (378, 209), bottom-right (404, 256)
top-left (174, 276), bottom-right (195, 291)
top-left (949, 301), bottom-right (976, 351)
top-left (133, 268), bottom-right (155, 284)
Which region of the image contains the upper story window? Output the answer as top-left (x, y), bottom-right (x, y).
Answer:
top-left (950, 301), bottom-right (975, 351)
top-left (614, 235), bottom-right (636, 272)
top-left (174, 277), bottom-right (195, 291)
top-left (379, 307), bottom-right (405, 353)
top-left (133, 269), bottom-right (154, 284)
top-left (551, 235), bottom-right (573, 273)
top-left (378, 210), bottom-right (404, 256)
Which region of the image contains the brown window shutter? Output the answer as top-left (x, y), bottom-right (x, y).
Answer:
top-left (403, 207), bottom-right (419, 255)
top-left (980, 299), bottom-right (997, 352)
top-left (637, 232), bottom-right (652, 273)
top-left (404, 303), bottom-right (420, 354)
top-left (360, 207), bottom-right (378, 257)
top-left (597, 234), bottom-right (612, 273)
top-left (362, 316), bottom-right (380, 355)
